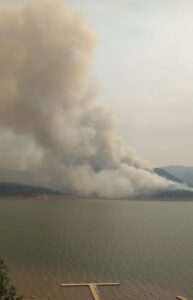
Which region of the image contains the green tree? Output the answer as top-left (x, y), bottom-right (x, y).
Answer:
top-left (0, 259), bottom-right (21, 300)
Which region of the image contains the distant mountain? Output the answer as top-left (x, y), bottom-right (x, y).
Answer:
top-left (154, 168), bottom-right (184, 184)
top-left (0, 181), bottom-right (63, 197)
top-left (161, 166), bottom-right (193, 187)
top-left (152, 167), bottom-right (193, 199)
top-left (0, 169), bottom-right (65, 197)
top-left (0, 167), bottom-right (193, 199)
top-left (151, 188), bottom-right (193, 199)
top-left (0, 169), bottom-right (36, 186)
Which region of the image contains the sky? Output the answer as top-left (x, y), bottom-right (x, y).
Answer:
top-left (68, 0), bottom-right (193, 167)
top-left (1, 0), bottom-right (193, 167)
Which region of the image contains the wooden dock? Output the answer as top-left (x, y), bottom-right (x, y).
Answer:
top-left (176, 296), bottom-right (188, 300)
top-left (61, 282), bottom-right (120, 300)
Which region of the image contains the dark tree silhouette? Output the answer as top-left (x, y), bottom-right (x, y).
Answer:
top-left (0, 259), bottom-right (22, 300)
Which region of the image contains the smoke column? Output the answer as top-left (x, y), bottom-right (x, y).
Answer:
top-left (0, 0), bottom-right (180, 198)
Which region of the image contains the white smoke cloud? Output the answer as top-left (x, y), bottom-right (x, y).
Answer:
top-left (0, 0), bottom-right (180, 198)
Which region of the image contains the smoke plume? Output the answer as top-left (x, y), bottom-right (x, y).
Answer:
top-left (0, 0), bottom-right (181, 198)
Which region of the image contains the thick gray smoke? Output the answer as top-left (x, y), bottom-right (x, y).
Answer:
top-left (0, 0), bottom-right (180, 198)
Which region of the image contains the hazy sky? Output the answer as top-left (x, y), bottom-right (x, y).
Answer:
top-left (2, 0), bottom-right (193, 167)
top-left (68, 0), bottom-right (193, 167)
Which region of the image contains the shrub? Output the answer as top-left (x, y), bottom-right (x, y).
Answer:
top-left (0, 259), bottom-right (22, 300)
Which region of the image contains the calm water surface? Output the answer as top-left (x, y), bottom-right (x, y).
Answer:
top-left (0, 198), bottom-right (193, 300)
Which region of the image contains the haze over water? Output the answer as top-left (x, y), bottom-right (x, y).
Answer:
top-left (0, 198), bottom-right (193, 300)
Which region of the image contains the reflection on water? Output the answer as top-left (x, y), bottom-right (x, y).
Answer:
top-left (0, 198), bottom-right (193, 299)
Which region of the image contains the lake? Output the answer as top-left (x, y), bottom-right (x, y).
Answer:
top-left (0, 198), bottom-right (193, 300)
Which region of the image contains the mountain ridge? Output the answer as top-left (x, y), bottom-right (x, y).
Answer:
top-left (0, 167), bottom-right (192, 199)
top-left (154, 168), bottom-right (184, 184)
top-left (160, 165), bottom-right (193, 186)
top-left (0, 181), bottom-right (64, 197)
